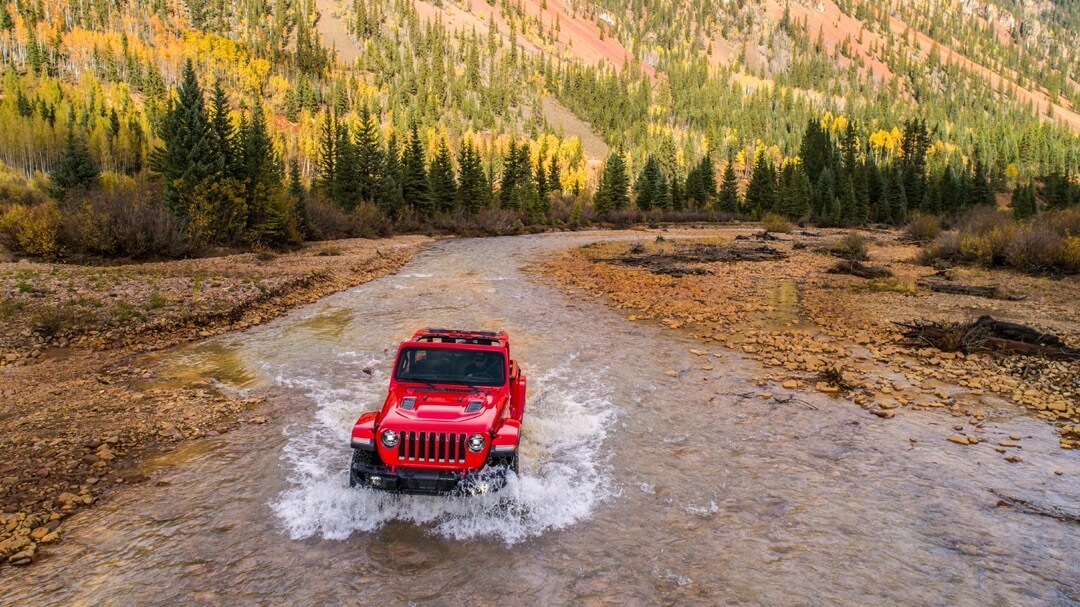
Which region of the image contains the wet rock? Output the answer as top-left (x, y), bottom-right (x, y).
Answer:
top-left (947, 435), bottom-right (971, 445)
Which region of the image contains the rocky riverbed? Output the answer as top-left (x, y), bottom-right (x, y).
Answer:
top-left (542, 227), bottom-right (1079, 453)
top-left (0, 236), bottom-right (428, 566)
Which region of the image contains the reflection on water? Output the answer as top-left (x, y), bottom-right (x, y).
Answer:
top-left (3, 231), bottom-right (1078, 607)
top-left (136, 342), bottom-right (257, 390)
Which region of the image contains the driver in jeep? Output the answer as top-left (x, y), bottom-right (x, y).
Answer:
top-left (462, 350), bottom-right (498, 382)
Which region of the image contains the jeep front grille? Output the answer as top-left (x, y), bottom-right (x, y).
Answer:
top-left (397, 431), bottom-right (468, 463)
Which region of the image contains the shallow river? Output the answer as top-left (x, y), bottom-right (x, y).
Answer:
top-left (2, 232), bottom-right (1078, 606)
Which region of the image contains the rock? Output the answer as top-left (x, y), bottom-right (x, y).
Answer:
top-left (782, 380), bottom-right (799, 389)
top-left (40, 531), bottom-right (60, 543)
top-left (947, 435), bottom-right (971, 445)
top-left (1009, 434), bottom-right (1021, 441)
top-left (1004, 455), bottom-right (1022, 463)
top-left (664, 370), bottom-right (678, 377)
top-left (815, 382), bottom-right (839, 394)
top-left (872, 409), bottom-right (895, 419)
top-left (29, 527), bottom-right (48, 540)
top-left (8, 546), bottom-right (35, 565)
top-left (56, 492), bottom-right (80, 505)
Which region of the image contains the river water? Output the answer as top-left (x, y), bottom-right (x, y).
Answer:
top-left (2, 232), bottom-right (1078, 606)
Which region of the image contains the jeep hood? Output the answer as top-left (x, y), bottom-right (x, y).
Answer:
top-left (379, 385), bottom-right (505, 427)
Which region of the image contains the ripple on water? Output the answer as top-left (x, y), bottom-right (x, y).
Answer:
top-left (270, 353), bottom-right (616, 544)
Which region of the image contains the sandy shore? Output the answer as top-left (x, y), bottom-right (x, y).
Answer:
top-left (0, 236), bottom-right (430, 566)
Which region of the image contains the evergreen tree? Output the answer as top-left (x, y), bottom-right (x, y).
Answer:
top-left (776, 162), bottom-right (809, 219)
top-left (499, 141), bottom-right (522, 210)
top-left (51, 129), bottom-right (100, 197)
top-left (354, 106), bottom-right (382, 203)
top-left (240, 104), bottom-right (289, 245)
top-left (633, 155), bottom-right (662, 211)
top-left (150, 60), bottom-right (215, 222)
top-left (653, 169), bottom-right (672, 210)
top-left (401, 124), bottom-right (432, 217)
top-left (316, 112), bottom-right (337, 200)
top-left (745, 153), bottom-right (776, 216)
top-left (593, 151), bottom-right (629, 215)
top-left (208, 81), bottom-right (238, 180)
top-left (1012, 182), bottom-right (1037, 219)
top-left (970, 154), bottom-right (996, 207)
top-left (900, 118), bottom-right (929, 211)
top-left (457, 139), bottom-right (486, 214)
top-left (814, 167), bottom-right (836, 222)
top-left (288, 157), bottom-right (310, 238)
top-left (800, 119), bottom-right (832, 185)
top-left (378, 135), bottom-right (404, 218)
top-left (547, 158), bottom-right (562, 193)
top-left (717, 158), bottom-right (739, 213)
top-left (332, 122), bottom-right (360, 210)
top-left (882, 167), bottom-right (908, 224)
top-left (428, 139), bottom-right (457, 215)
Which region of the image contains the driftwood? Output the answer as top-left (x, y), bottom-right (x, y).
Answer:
top-left (896, 315), bottom-right (1080, 360)
top-left (991, 489), bottom-right (1080, 524)
top-left (917, 280), bottom-right (1026, 301)
top-left (828, 260), bottom-right (893, 279)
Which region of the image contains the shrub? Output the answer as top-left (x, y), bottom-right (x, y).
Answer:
top-left (308, 199), bottom-right (391, 240)
top-left (903, 215), bottom-right (941, 242)
top-left (761, 212), bottom-right (793, 233)
top-left (827, 232), bottom-right (870, 260)
top-left (0, 201), bottom-right (62, 258)
top-left (59, 181), bottom-right (190, 258)
top-left (918, 207), bottom-right (1080, 274)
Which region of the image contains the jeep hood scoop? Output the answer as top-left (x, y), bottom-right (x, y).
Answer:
top-left (388, 388), bottom-right (496, 421)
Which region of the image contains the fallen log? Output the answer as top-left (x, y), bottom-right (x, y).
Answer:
top-left (917, 280), bottom-right (1026, 301)
top-left (828, 260), bottom-right (893, 279)
top-left (895, 315), bottom-right (1080, 360)
top-left (991, 489), bottom-right (1080, 524)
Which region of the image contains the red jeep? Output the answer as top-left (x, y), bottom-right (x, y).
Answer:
top-left (349, 329), bottom-right (526, 495)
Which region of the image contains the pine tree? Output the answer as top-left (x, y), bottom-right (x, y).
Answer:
top-left (776, 162), bottom-right (809, 219)
top-left (593, 151), bottom-right (629, 215)
top-left (634, 155), bottom-right (662, 211)
top-left (547, 157), bottom-right (562, 193)
top-left (377, 135), bottom-right (404, 219)
top-left (653, 169), bottom-right (672, 210)
top-left (429, 139), bottom-right (457, 215)
top-left (208, 81), bottom-right (238, 180)
top-left (332, 123), bottom-right (360, 211)
top-left (401, 124), bottom-right (432, 218)
top-left (900, 118), bottom-right (929, 211)
top-left (150, 60), bottom-right (215, 221)
top-left (814, 167), bottom-right (836, 223)
top-left (240, 103), bottom-right (289, 245)
top-left (457, 139), bottom-right (486, 214)
top-left (970, 154), bottom-right (996, 207)
top-left (289, 158), bottom-right (310, 238)
top-left (355, 106), bottom-right (382, 203)
top-left (51, 129), bottom-right (100, 197)
top-left (717, 158), bottom-right (739, 213)
top-left (1012, 183), bottom-right (1037, 219)
top-left (745, 153), bottom-right (776, 217)
top-left (316, 112), bottom-right (337, 200)
top-left (882, 167), bottom-right (908, 224)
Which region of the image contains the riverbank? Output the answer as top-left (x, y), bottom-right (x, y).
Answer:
top-left (0, 236), bottom-right (429, 566)
top-left (541, 227), bottom-right (1079, 453)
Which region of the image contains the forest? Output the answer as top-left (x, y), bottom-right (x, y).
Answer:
top-left (0, 0), bottom-right (1078, 260)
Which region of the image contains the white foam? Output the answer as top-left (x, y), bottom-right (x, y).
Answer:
top-left (271, 354), bottom-right (615, 544)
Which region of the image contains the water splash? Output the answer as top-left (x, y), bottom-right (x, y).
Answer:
top-left (271, 354), bottom-right (615, 544)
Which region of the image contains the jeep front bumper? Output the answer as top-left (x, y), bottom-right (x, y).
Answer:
top-left (350, 457), bottom-right (508, 496)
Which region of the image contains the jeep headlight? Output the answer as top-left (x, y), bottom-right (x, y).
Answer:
top-left (467, 433), bottom-right (486, 453)
top-left (380, 429), bottom-right (399, 448)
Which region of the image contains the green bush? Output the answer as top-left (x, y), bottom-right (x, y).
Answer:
top-left (761, 212), bottom-right (793, 233)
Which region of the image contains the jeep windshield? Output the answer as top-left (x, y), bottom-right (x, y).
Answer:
top-left (394, 347), bottom-right (506, 387)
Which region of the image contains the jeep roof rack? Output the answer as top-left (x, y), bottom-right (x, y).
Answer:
top-left (410, 328), bottom-right (509, 347)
